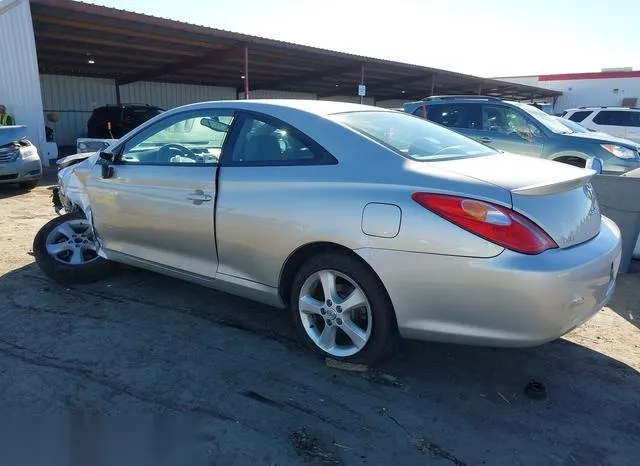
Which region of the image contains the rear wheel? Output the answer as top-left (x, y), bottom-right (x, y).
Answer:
top-left (291, 252), bottom-right (397, 365)
top-left (33, 213), bottom-right (117, 285)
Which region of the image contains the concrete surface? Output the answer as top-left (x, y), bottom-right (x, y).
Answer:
top-left (0, 173), bottom-right (639, 465)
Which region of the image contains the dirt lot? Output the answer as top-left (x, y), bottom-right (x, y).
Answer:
top-left (1, 173), bottom-right (639, 465)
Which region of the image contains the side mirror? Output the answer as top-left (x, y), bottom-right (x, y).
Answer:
top-left (99, 151), bottom-right (114, 162)
top-left (98, 151), bottom-right (115, 178)
top-left (586, 157), bottom-right (603, 174)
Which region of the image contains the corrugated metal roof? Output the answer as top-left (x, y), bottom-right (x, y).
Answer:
top-left (29, 0), bottom-right (561, 101)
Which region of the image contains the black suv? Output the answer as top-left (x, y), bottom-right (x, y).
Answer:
top-left (87, 103), bottom-right (164, 139)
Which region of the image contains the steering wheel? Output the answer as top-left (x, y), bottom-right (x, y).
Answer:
top-left (159, 143), bottom-right (198, 162)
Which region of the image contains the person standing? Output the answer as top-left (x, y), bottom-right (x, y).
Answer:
top-left (0, 105), bottom-right (15, 126)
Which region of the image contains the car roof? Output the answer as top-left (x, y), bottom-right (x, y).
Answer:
top-left (565, 106), bottom-right (640, 112)
top-left (170, 99), bottom-right (390, 117)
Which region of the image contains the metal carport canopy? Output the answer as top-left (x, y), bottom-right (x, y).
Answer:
top-left (30, 0), bottom-right (561, 102)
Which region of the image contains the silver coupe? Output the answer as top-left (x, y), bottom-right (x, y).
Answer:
top-left (34, 100), bottom-right (622, 364)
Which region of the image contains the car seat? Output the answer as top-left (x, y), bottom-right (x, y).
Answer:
top-left (242, 134), bottom-right (283, 162)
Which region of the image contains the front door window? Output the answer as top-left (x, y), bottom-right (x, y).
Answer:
top-left (119, 112), bottom-right (235, 165)
top-left (483, 105), bottom-right (541, 141)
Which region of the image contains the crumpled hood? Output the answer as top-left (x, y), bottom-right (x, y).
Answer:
top-left (565, 130), bottom-right (640, 149)
top-left (0, 125), bottom-right (28, 146)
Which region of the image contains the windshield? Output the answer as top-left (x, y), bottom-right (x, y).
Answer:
top-left (329, 111), bottom-right (496, 161)
top-left (554, 117), bottom-right (589, 133)
top-left (512, 102), bottom-right (573, 134)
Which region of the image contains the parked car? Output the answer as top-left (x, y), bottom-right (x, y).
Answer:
top-left (0, 125), bottom-right (42, 190)
top-left (87, 103), bottom-right (164, 139)
top-left (35, 100), bottom-right (621, 364)
top-left (555, 115), bottom-right (640, 149)
top-left (76, 137), bottom-right (117, 154)
top-left (404, 96), bottom-right (640, 174)
top-left (562, 106), bottom-right (640, 143)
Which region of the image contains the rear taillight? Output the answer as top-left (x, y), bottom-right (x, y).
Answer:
top-left (412, 193), bottom-right (558, 255)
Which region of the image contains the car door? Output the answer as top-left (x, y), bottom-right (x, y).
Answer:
top-left (85, 108), bottom-right (236, 279)
top-left (625, 112), bottom-right (640, 143)
top-left (590, 110), bottom-right (629, 139)
top-left (215, 111), bottom-right (338, 287)
top-left (476, 104), bottom-right (545, 157)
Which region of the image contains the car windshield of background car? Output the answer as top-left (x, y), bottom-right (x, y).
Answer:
top-left (330, 111), bottom-right (496, 161)
top-left (515, 103), bottom-right (573, 134)
top-left (555, 117), bottom-right (590, 133)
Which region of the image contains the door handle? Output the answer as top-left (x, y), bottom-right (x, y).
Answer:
top-left (186, 189), bottom-right (212, 204)
top-left (478, 136), bottom-right (493, 144)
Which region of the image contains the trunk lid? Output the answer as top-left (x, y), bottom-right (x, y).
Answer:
top-left (426, 152), bottom-right (601, 249)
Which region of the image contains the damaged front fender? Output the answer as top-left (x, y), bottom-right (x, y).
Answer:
top-left (56, 152), bottom-right (108, 258)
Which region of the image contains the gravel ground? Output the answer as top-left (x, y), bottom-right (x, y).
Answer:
top-left (0, 173), bottom-right (638, 465)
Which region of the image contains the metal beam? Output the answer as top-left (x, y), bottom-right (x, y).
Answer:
top-left (362, 73), bottom-right (435, 95)
top-left (251, 64), bottom-right (361, 91)
top-left (36, 30), bottom-right (201, 56)
top-left (117, 44), bottom-right (243, 86)
top-left (32, 13), bottom-right (216, 49)
top-left (360, 63), bottom-right (365, 104)
top-left (244, 45), bottom-right (250, 99)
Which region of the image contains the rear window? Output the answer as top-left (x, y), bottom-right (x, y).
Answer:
top-left (330, 111), bottom-right (496, 161)
top-left (567, 110), bottom-right (593, 123)
top-left (421, 103), bottom-right (482, 130)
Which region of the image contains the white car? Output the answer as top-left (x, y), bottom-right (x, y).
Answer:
top-left (562, 107), bottom-right (640, 143)
top-left (0, 125), bottom-right (42, 190)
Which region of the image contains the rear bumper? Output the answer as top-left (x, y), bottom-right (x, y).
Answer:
top-left (356, 216), bottom-right (622, 347)
top-left (0, 156), bottom-right (42, 184)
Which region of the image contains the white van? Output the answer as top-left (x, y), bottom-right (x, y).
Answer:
top-left (563, 107), bottom-right (640, 143)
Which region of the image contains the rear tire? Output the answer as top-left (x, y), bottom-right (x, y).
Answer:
top-left (290, 252), bottom-right (397, 365)
top-left (33, 213), bottom-right (117, 285)
top-left (19, 181), bottom-right (38, 190)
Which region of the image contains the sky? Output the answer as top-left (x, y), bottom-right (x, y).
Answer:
top-left (81, 0), bottom-right (640, 78)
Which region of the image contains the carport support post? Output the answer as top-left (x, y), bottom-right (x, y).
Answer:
top-left (478, 83), bottom-right (482, 95)
top-left (360, 63), bottom-right (365, 104)
top-left (244, 45), bottom-right (250, 100)
top-left (115, 83), bottom-right (121, 105)
top-left (430, 75), bottom-right (436, 96)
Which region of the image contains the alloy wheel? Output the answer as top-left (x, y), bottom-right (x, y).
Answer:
top-left (298, 269), bottom-right (372, 357)
top-left (44, 219), bottom-right (100, 265)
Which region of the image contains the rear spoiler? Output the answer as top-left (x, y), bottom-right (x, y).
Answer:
top-left (511, 170), bottom-right (595, 196)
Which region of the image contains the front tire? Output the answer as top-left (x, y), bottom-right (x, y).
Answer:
top-left (33, 213), bottom-right (117, 285)
top-left (291, 252), bottom-right (397, 365)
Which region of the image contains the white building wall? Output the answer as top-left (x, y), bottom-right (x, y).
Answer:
top-left (0, 0), bottom-right (52, 160)
top-left (319, 95), bottom-right (375, 105)
top-left (493, 76), bottom-right (539, 87)
top-left (538, 77), bottom-right (640, 111)
top-left (40, 74), bottom-right (117, 146)
top-left (495, 73), bottom-right (640, 113)
top-left (119, 81), bottom-right (236, 109)
top-left (40, 75), bottom-right (237, 146)
top-left (240, 90), bottom-right (317, 100)
top-left (376, 99), bottom-right (410, 109)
